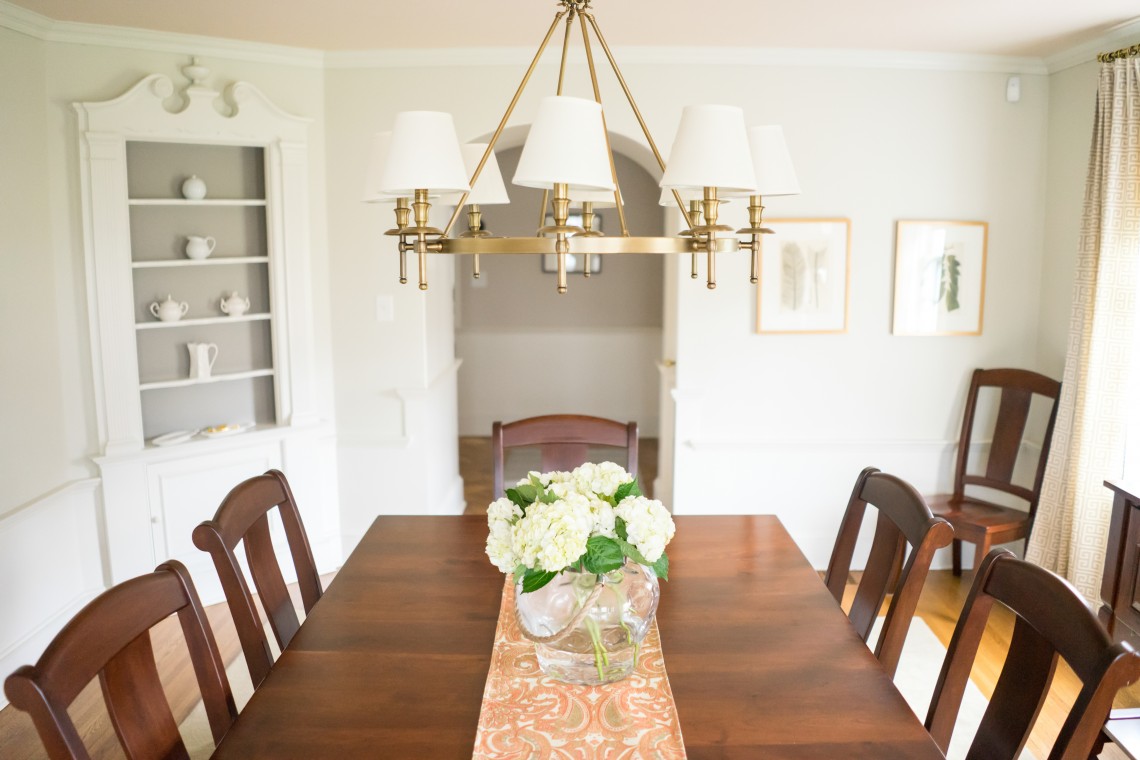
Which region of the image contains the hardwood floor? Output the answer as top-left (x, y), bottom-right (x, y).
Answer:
top-left (1, 437), bottom-right (1133, 758)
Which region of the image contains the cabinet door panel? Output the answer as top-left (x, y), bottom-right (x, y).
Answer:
top-left (147, 443), bottom-right (282, 605)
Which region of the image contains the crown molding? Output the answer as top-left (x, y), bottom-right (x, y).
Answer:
top-left (0, 0), bottom-right (1050, 76)
top-left (326, 44), bottom-right (1048, 74)
top-left (1046, 17), bottom-right (1140, 73)
top-left (0, 0), bottom-right (324, 68)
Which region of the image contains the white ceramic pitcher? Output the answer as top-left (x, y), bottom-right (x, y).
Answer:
top-left (187, 342), bottom-right (218, 379)
top-left (185, 235), bottom-right (216, 260)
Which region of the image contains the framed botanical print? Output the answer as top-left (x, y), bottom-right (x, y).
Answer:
top-left (756, 218), bottom-right (850, 334)
top-left (892, 220), bottom-right (987, 335)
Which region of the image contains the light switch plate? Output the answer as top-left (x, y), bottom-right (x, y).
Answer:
top-left (375, 295), bottom-right (395, 322)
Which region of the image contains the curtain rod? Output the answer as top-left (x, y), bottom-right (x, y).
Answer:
top-left (1098, 42), bottom-right (1140, 62)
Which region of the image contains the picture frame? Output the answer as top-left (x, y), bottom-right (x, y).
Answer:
top-left (756, 218), bottom-right (851, 334)
top-left (892, 220), bottom-right (987, 336)
top-left (540, 214), bottom-right (603, 274)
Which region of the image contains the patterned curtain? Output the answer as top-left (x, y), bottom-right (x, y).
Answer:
top-left (1026, 49), bottom-right (1140, 602)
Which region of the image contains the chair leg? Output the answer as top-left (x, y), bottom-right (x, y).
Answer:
top-left (972, 536), bottom-right (993, 575)
top-left (951, 539), bottom-right (962, 577)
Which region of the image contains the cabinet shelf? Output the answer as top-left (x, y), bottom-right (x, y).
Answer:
top-left (139, 368), bottom-right (274, 391)
top-left (136, 313), bottom-right (271, 330)
top-left (128, 199), bottom-right (266, 207)
top-left (132, 256), bottom-right (269, 269)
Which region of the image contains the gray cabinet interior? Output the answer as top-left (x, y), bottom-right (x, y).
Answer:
top-left (126, 140), bottom-right (277, 439)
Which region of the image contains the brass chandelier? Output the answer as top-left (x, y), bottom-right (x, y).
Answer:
top-left (366, 0), bottom-right (800, 294)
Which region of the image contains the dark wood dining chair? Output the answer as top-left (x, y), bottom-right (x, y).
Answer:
top-left (4, 560), bottom-right (237, 760)
top-left (824, 466), bottom-right (954, 677)
top-left (492, 414), bottom-right (638, 498)
top-left (925, 549), bottom-right (1140, 759)
top-left (927, 367), bottom-right (1061, 575)
top-left (192, 468), bottom-right (322, 689)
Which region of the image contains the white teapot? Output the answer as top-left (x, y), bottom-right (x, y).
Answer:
top-left (185, 235), bottom-right (216, 260)
top-left (220, 292), bottom-right (251, 317)
top-left (150, 295), bottom-right (189, 322)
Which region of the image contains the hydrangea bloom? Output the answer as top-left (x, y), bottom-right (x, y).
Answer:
top-left (512, 493), bottom-right (593, 572)
top-left (615, 495), bottom-right (676, 563)
top-left (485, 497), bottom-right (523, 572)
top-left (486, 461), bottom-right (674, 582)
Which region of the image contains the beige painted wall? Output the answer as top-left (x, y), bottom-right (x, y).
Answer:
top-left (1037, 61), bottom-right (1098, 377)
top-left (0, 27), bottom-right (70, 513)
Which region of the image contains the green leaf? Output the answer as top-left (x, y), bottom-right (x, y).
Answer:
top-left (614, 516), bottom-right (629, 542)
top-left (539, 489), bottom-right (559, 504)
top-left (616, 537), bottom-right (650, 566)
top-left (520, 568), bottom-right (558, 594)
top-left (506, 485), bottom-right (538, 509)
top-left (528, 473), bottom-right (544, 488)
top-left (512, 565), bottom-right (527, 584)
top-left (652, 552), bottom-right (670, 581)
top-left (613, 480), bottom-right (641, 504)
top-left (944, 254), bottom-right (961, 312)
top-left (582, 536), bottom-right (625, 574)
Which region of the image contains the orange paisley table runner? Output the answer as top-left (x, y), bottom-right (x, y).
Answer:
top-left (473, 581), bottom-right (686, 759)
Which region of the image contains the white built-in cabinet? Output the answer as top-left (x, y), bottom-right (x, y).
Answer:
top-left (75, 64), bottom-right (340, 600)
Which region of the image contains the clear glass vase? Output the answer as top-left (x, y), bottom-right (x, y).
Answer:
top-left (514, 560), bottom-right (660, 685)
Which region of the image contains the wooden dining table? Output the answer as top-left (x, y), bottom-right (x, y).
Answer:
top-left (210, 515), bottom-right (946, 758)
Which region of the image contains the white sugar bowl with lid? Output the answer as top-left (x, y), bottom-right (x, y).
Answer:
top-left (220, 292), bottom-right (251, 317)
top-left (181, 175), bottom-right (207, 200)
top-left (150, 295), bottom-right (189, 322)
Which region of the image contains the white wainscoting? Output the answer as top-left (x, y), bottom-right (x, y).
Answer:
top-left (456, 327), bottom-right (663, 438)
top-left (673, 436), bottom-right (1034, 571)
top-left (337, 359), bottom-right (466, 555)
top-left (0, 479), bottom-right (103, 710)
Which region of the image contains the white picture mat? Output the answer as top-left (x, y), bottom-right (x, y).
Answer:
top-left (757, 219), bottom-right (850, 333)
top-left (893, 221), bottom-right (987, 335)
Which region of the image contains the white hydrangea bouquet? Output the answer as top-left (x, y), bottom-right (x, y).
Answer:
top-left (485, 461), bottom-right (675, 593)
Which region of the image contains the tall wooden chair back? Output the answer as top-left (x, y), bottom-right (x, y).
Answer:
top-left (192, 468), bottom-right (322, 688)
top-left (928, 367), bottom-right (1061, 574)
top-left (925, 550), bottom-right (1140, 759)
top-left (825, 467), bottom-right (954, 677)
top-left (4, 560), bottom-right (236, 760)
top-left (492, 414), bottom-right (638, 498)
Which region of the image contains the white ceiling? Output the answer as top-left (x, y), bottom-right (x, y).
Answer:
top-left (6, 0), bottom-right (1139, 59)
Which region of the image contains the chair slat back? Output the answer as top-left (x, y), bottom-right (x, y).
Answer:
top-left (192, 469), bottom-right (322, 688)
top-left (925, 550), bottom-right (1140, 759)
top-left (492, 415), bottom-right (639, 498)
top-left (824, 467), bottom-right (954, 676)
top-left (953, 368), bottom-right (1062, 516)
top-left (3, 561), bottom-right (236, 760)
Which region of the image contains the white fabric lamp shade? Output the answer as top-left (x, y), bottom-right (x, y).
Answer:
top-left (378, 111), bottom-right (470, 196)
top-left (514, 96), bottom-right (616, 192)
top-left (660, 104), bottom-right (757, 194)
top-left (745, 125), bottom-right (800, 197)
top-left (658, 186), bottom-right (716, 207)
top-left (450, 143), bottom-right (510, 206)
top-left (571, 188), bottom-right (619, 208)
top-left (362, 131), bottom-right (397, 203)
